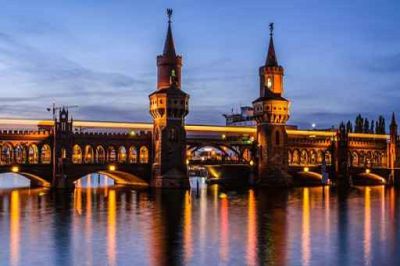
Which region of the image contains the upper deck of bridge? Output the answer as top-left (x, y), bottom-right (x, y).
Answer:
top-left (0, 118), bottom-right (391, 141)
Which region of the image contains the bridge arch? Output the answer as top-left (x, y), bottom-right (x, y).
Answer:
top-left (28, 144), bottom-right (39, 164)
top-left (107, 146), bottom-right (116, 162)
top-left (84, 145), bottom-right (94, 164)
top-left (14, 144), bottom-right (26, 164)
top-left (118, 146), bottom-right (127, 163)
top-left (73, 171), bottom-right (148, 188)
top-left (1, 143), bottom-right (14, 165)
top-left (128, 146), bottom-right (137, 163)
top-left (139, 146), bottom-right (149, 163)
top-left (72, 144), bottom-right (83, 164)
top-left (95, 145), bottom-right (106, 163)
top-left (40, 144), bottom-right (51, 164)
top-left (300, 149), bottom-right (308, 165)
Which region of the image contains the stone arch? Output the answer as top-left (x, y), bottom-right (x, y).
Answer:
top-left (84, 145), bottom-right (94, 164)
top-left (300, 150), bottom-right (308, 165)
top-left (352, 151), bottom-right (359, 167)
top-left (28, 144), bottom-right (39, 164)
top-left (1, 143), bottom-right (14, 165)
top-left (317, 150), bottom-right (324, 163)
top-left (293, 149), bottom-right (300, 165)
top-left (118, 146), bottom-right (127, 163)
top-left (310, 150), bottom-right (317, 165)
top-left (95, 145), bottom-right (105, 163)
top-left (72, 144), bottom-right (82, 164)
top-left (139, 146), bottom-right (149, 164)
top-left (14, 145), bottom-right (26, 164)
top-left (40, 144), bottom-right (51, 164)
top-left (128, 146), bottom-right (137, 163)
top-left (107, 146), bottom-right (116, 162)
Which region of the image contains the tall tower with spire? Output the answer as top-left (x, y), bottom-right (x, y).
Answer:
top-left (149, 9), bottom-right (190, 188)
top-left (252, 23), bottom-right (291, 186)
top-left (389, 113), bottom-right (398, 184)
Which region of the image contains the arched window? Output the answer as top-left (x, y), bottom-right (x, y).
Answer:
top-left (84, 145), bottom-right (94, 163)
top-left (28, 144), bottom-right (39, 164)
top-left (72, 145), bottom-right (82, 164)
top-left (118, 146), bottom-right (127, 163)
top-left (40, 144), bottom-right (51, 164)
top-left (139, 146), bottom-right (149, 163)
top-left (108, 146), bottom-right (116, 162)
top-left (95, 146), bottom-right (105, 163)
top-left (128, 146), bottom-right (137, 163)
top-left (15, 145), bottom-right (26, 164)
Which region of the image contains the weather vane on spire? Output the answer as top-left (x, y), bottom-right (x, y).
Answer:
top-left (167, 8), bottom-right (173, 23)
top-left (269, 22), bottom-right (274, 37)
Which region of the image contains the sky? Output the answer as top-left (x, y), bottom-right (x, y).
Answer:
top-left (0, 0), bottom-right (399, 128)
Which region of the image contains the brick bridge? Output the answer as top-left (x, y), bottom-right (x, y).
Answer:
top-left (0, 10), bottom-right (398, 189)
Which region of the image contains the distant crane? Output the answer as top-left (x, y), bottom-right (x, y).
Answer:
top-left (46, 103), bottom-right (78, 120)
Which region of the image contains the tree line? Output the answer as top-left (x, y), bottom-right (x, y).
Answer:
top-left (342, 114), bottom-right (386, 134)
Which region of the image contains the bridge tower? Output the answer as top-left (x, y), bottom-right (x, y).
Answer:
top-left (389, 113), bottom-right (397, 185)
top-left (53, 108), bottom-right (74, 188)
top-left (335, 122), bottom-right (349, 185)
top-left (149, 9), bottom-right (190, 189)
top-left (252, 23), bottom-right (291, 186)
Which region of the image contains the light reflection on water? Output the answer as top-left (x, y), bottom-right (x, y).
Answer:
top-left (1, 175), bottom-right (400, 265)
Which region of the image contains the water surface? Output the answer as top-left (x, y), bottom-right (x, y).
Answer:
top-left (0, 174), bottom-right (400, 265)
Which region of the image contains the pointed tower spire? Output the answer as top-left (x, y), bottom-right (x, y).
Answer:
top-left (163, 8), bottom-right (176, 57)
top-left (391, 112), bottom-right (397, 127)
top-left (266, 23), bottom-right (278, 67)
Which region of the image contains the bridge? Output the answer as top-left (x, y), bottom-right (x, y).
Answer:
top-left (0, 10), bottom-right (398, 189)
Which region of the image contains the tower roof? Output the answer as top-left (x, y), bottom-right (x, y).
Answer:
top-left (163, 9), bottom-right (176, 57)
top-left (265, 23), bottom-right (278, 67)
top-left (391, 112), bottom-right (397, 126)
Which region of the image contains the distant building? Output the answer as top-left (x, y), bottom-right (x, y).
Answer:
top-left (223, 106), bottom-right (256, 126)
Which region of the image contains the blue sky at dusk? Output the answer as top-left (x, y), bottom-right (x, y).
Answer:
top-left (0, 0), bottom-right (399, 128)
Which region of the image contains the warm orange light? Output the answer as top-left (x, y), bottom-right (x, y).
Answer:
top-left (108, 165), bottom-right (116, 171)
top-left (11, 166), bottom-right (19, 173)
top-left (221, 134), bottom-right (226, 140)
top-left (304, 167), bottom-right (309, 172)
top-left (249, 160), bottom-right (254, 166)
top-left (365, 169), bottom-right (371, 174)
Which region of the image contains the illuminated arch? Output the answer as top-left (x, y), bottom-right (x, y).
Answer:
top-left (317, 150), bottom-right (324, 163)
top-left (95, 146), bottom-right (106, 163)
top-left (310, 150), bottom-right (317, 165)
top-left (40, 144), bottom-right (51, 164)
top-left (28, 144), bottom-right (39, 164)
top-left (84, 145), bottom-right (94, 164)
top-left (118, 146), bottom-right (127, 163)
top-left (1, 143), bottom-right (14, 165)
top-left (14, 145), bottom-right (26, 164)
top-left (72, 144), bottom-right (82, 164)
top-left (107, 146), bottom-right (116, 162)
top-left (293, 150), bottom-right (300, 165)
top-left (352, 151), bottom-right (359, 167)
top-left (300, 150), bottom-right (308, 165)
top-left (128, 146), bottom-right (137, 163)
top-left (139, 146), bottom-right (149, 164)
